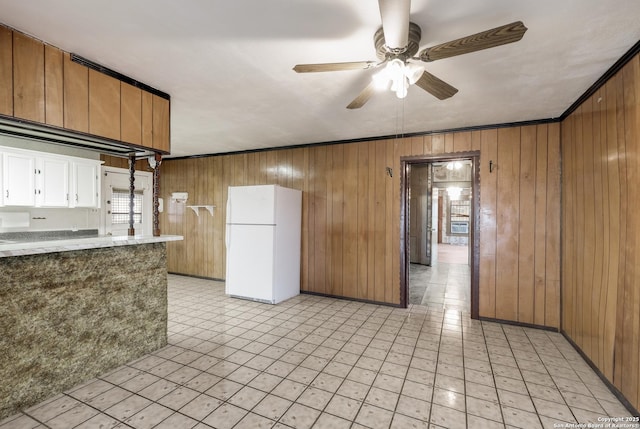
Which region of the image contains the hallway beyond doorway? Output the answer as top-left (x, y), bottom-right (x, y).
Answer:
top-left (409, 243), bottom-right (470, 311)
top-left (436, 243), bottom-right (469, 264)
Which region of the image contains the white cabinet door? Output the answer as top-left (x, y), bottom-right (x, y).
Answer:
top-left (2, 152), bottom-right (36, 206)
top-left (71, 161), bottom-right (100, 208)
top-left (36, 157), bottom-right (70, 207)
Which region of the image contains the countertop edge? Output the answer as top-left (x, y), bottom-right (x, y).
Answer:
top-left (0, 235), bottom-right (184, 258)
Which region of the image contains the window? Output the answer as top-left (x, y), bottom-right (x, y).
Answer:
top-left (449, 200), bottom-right (470, 235)
top-left (111, 188), bottom-right (143, 224)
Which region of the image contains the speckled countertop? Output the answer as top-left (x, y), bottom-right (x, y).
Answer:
top-left (0, 235), bottom-right (183, 258)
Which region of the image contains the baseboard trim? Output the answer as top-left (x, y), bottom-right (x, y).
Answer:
top-left (167, 272), bottom-right (225, 282)
top-left (478, 316), bottom-right (559, 332)
top-left (300, 290), bottom-right (403, 308)
top-left (561, 331), bottom-right (640, 417)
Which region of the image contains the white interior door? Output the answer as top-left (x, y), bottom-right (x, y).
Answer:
top-left (101, 167), bottom-right (152, 236)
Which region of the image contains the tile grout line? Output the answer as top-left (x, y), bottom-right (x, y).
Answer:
top-left (479, 320), bottom-right (508, 428)
top-left (501, 324), bottom-right (546, 428)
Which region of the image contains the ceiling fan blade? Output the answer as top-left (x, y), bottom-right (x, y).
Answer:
top-left (293, 61), bottom-right (377, 73)
top-left (418, 21), bottom-right (527, 62)
top-left (414, 71), bottom-right (458, 100)
top-left (378, 0), bottom-right (411, 51)
top-left (347, 82), bottom-right (376, 109)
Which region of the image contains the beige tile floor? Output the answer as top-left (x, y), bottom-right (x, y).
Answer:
top-left (1, 274), bottom-right (635, 429)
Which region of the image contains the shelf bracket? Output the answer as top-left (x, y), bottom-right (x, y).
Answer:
top-left (186, 205), bottom-right (216, 217)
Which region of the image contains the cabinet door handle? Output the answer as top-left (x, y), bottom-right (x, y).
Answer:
top-left (75, 194), bottom-right (78, 202)
top-left (5, 190), bottom-right (8, 198)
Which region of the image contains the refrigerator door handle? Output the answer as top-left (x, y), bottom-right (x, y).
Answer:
top-left (225, 198), bottom-right (231, 249)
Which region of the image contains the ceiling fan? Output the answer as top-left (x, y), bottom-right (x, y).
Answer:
top-left (293, 0), bottom-right (527, 109)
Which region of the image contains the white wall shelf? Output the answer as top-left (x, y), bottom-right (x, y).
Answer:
top-left (186, 205), bottom-right (215, 217)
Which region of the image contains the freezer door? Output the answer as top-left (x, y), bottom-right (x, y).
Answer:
top-left (227, 185), bottom-right (276, 225)
top-left (225, 224), bottom-right (275, 303)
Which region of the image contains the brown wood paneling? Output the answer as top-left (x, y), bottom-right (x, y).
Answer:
top-left (312, 145), bottom-right (327, 294)
top-left (453, 131), bottom-right (472, 152)
top-left (374, 140), bottom-right (387, 303)
top-left (63, 52), bottom-right (88, 132)
top-left (444, 133), bottom-right (454, 153)
top-left (343, 143), bottom-right (358, 298)
top-left (13, 31), bottom-right (45, 122)
top-left (495, 127), bottom-right (520, 321)
top-left (330, 145), bottom-right (344, 297)
top-left (533, 124), bottom-right (548, 326)
top-left (0, 26), bottom-right (12, 115)
top-left (622, 55), bottom-right (639, 407)
top-left (357, 141), bottom-right (370, 300)
top-left (384, 140), bottom-right (394, 303)
top-left (160, 124), bottom-right (560, 325)
top-left (479, 129), bottom-right (498, 318)
top-left (152, 95), bottom-right (170, 152)
top-left (121, 82), bottom-right (142, 145)
top-left (44, 45), bottom-right (63, 127)
top-left (411, 136), bottom-right (423, 156)
top-left (432, 134), bottom-right (444, 153)
top-left (561, 53), bottom-right (640, 412)
top-left (591, 89), bottom-right (605, 370)
top-left (89, 69), bottom-right (121, 140)
top-left (517, 125), bottom-right (536, 324)
top-left (582, 94), bottom-right (596, 360)
top-left (545, 122), bottom-right (561, 328)
top-left (604, 76), bottom-right (621, 381)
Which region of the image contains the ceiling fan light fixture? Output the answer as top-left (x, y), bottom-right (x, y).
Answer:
top-left (372, 58), bottom-right (416, 99)
top-left (405, 62), bottom-right (424, 85)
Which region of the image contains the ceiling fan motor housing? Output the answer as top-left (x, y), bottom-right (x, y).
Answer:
top-left (375, 22), bottom-right (422, 61)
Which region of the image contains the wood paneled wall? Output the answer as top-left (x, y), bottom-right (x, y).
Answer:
top-left (158, 125), bottom-right (560, 327)
top-left (561, 53), bottom-right (640, 410)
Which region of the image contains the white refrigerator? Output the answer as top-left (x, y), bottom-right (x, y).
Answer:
top-left (225, 185), bottom-right (302, 304)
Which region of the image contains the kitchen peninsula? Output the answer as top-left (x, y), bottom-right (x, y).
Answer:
top-left (0, 234), bottom-right (182, 419)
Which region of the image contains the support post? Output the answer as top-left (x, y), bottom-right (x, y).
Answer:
top-left (152, 153), bottom-right (162, 236)
top-left (128, 155), bottom-right (136, 236)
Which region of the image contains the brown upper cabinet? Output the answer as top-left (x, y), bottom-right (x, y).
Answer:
top-left (44, 45), bottom-right (64, 127)
top-left (141, 91), bottom-right (153, 148)
top-left (152, 95), bottom-right (170, 152)
top-left (121, 82), bottom-right (142, 145)
top-left (0, 27), bottom-right (14, 116)
top-left (89, 69), bottom-right (121, 140)
top-left (13, 31), bottom-right (45, 123)
top-left (63, 52), bottom-right (89, 133)
top-left (0, 24), bottom-right (170, 154)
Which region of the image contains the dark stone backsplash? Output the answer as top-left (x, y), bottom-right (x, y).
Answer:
top-left (0, 243), bottom-right (167, 419)
top-left (0, 229), bottom-right (99, 242)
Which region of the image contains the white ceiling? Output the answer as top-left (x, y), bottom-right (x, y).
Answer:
top-left (1, 0), bottom-right (639, 157)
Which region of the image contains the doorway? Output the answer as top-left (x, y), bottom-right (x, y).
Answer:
top-left (400, 152), bottom-right (480, 318)
top-left (100, 167), bottom-right (153, 236)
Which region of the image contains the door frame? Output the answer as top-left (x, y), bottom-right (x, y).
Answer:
top-left (400, 151), bottom-right (481, 319)
top-left (100, 166), bottom-right (153, 236)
